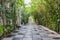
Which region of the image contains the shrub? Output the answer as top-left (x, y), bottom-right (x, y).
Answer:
top-left (0, 25), bottom-right (3, 36)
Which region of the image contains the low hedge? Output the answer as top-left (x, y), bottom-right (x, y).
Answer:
top-left (0, 24), bottom-right (18, 37)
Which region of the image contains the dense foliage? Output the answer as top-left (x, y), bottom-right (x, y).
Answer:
top-left (0, 0), bottom-right (19, 37)
top-left (31, 0), bottom-right (60, 33)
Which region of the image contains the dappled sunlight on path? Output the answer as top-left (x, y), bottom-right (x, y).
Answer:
top-left (2, 17), bottom-right (60, 40)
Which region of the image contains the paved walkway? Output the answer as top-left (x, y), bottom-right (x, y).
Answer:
top-left (2, 23), bottom-right (60, 40)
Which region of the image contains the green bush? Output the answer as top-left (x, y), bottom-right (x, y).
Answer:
top-left (0, 25), bottom-right (3, 36)
top-left (10, 25), bottom-right (14, 31)
top-left (5, 25), bottom-right (14, 31)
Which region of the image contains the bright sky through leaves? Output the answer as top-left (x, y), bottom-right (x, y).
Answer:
top-left (24, 0), bottom-right (31, 7)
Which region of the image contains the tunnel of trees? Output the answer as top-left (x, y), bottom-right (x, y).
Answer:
top-left (30, 0), bottom-right (60, 33)
top-left (0, 0), bottom-right (60, 38)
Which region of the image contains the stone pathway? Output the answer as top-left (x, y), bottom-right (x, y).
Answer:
top-left (2, 23), bottom-right (60, 40)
